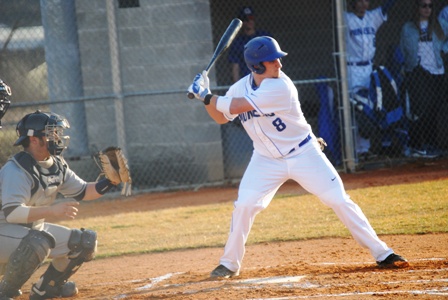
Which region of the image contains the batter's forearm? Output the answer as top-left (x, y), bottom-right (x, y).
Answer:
top-left (205, 95), bottom-right (230, 124)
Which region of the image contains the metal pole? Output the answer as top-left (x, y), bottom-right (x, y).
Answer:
top-left (40, 0), bottom-right (88, 157)
top-left (335, 0), bottom-right (356, 172)
top-left (106, 0), bottom-right (127, 156)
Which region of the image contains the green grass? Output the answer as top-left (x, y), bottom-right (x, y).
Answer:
top-left (58, 179), bottom-right (448, 259)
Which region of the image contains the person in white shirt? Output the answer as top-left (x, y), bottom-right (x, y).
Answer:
top-left (344, 0), bottom-right (397, 160)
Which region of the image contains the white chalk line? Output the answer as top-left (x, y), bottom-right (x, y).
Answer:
top-left (120, 271), bottom-right (448, 298)
top-left (247, 288), bottom-right (448, 300)
top-left (112, 268), bottom-right (448, 299)
top-left (112, 258), bottom-right (447, 299)
top-left (311, 257), bottom-right (445, 266)
top-left (134, 272), bottom-right (183, 290)
top-left (95, 257), bottom-right (446, 288)
top-left (237, 275), bottom-right (307, 284)
top-left (232, 277), bottom-right (448, 298)
top-left (113, 272), bottom-right (182, 299)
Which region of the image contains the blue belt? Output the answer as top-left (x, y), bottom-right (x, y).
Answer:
top-left (288, 134), bottom-right (311, 154)
top-left (347, 60), bottom-right (372, 66)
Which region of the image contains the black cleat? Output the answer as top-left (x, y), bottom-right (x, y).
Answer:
top-left (210, 264), bottom-right (239, 278)
top-left (30, 281), bottom-right (78, 300)
top-left (377, 253), bottom-right (410, 268)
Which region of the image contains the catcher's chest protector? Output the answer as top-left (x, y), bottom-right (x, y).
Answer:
top-left (13, 152), bottom-right (67, 197)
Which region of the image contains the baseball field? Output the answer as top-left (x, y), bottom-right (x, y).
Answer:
top-left (19, 159), bottom-right (448, 299)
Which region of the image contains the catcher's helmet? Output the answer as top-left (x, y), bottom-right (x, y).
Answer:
top-left (14, 110), bottom-right (70, 155)
top-left (244, 36), bottom-right (287, 74)
top-left (0, 79), bottom-right (12, 128)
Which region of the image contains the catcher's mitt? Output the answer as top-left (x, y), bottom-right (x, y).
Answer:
top-left (96, 146), bottom-right (132, 196)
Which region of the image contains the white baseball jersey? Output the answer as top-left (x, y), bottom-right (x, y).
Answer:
top-left (344, 7), bottom-right (387, 90)
top-left (221, 71), bottom-right (312, 158)
top-left (344, 7), bottom-right (387, 63)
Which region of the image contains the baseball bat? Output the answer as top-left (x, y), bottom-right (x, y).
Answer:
top-left (187, 18), bottom-right (243, 99)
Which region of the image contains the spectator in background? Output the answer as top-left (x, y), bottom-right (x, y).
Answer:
top-left (439, 4), bottom-right (448, 23)
top-left (228, 7), bottom-right (272, 83)
top-left (438, 5), bottom-right (448, 57)
top-left (400, 0), bottom-right (448, 158)
top-left (344, 0), bottom-right (397, 160)
top-left (438, 4), bottom-right (448, 99)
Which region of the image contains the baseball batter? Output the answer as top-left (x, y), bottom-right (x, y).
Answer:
top-left (188, 36), bottom-right (409, 278)
top-left (0, 111), bottom-right (121, 299)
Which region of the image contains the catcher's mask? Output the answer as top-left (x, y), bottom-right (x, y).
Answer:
top-left (14, 110), bottom-right (70, 155)
top-left (0, 79), bottom-right (12, 128)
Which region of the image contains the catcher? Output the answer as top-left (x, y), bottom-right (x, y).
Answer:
top-left (0, 110), bottom-right (131, 300)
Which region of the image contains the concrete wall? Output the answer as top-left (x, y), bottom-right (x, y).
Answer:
top-left (74, 0), bottom-right (224, 188)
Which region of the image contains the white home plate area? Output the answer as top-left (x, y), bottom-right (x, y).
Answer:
top-left (114, 258), bottom-right (448, 299)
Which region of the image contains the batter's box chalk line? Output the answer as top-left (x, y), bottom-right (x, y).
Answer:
top-left (312, 256), bottom-right (446, 266)
top-left (112, 257), bottom-right (448, 299)
top-left (246, 287), bottom-right (448, 300)
top-left (236, 275), bottom-right (307, 285)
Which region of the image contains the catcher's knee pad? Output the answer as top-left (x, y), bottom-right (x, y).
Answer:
top-left (0, 230), bottom-right (55, 294)
top-left (59, 228), bottom-right (97, 282)
top-left (35, 228), bottom-right (97, 291)
top-left (68, 228), bottom-right (97, 262)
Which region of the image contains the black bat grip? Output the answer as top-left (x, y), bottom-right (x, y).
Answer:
top-left (187, 92), bottom-right (195, 99)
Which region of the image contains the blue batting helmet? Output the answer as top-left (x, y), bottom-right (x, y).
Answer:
top-left (244, 36), bottom-right (287, 74)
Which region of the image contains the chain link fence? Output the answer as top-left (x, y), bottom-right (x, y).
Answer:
top-left (1, 0), bottom-right (447, 193)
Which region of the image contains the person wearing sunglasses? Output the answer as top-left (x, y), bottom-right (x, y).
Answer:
top-left (344, 0), bottom-right (397, 161)
top-left (400, 0), bottom-right (448, 158)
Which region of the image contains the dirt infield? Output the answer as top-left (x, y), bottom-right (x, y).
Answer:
top-left (20, 159), bottom-right (448, 299)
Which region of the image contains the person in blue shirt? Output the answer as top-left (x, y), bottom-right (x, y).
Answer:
top-left (228, 7), bottom-right (272, 83)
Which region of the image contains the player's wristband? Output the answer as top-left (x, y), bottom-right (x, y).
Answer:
top-left (95, 178), bottom-right (116, 195)
top-left (215, 96), bottom-right (232, 115)
top-left (204, 94), bottom-right (213, 106)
